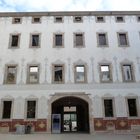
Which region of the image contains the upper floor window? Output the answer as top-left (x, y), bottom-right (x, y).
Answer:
top-left (12, 17), bottom-right (22, 24)
top-left (27, 65), bottom-right (39, 84)
top-left (32, 17), bottom-right (41, 23)
top-left (54, 33), bottom-right (64, 48)
top-left (127, 98), bottom-right (138, 117)
top-left (97, 33), bottom-right (108, 47)
top-left (26, 100), bottom-right (36, 119)
top-left (74, 16), bottom-right (83, 23)
top-left (117, 32), bottom-right (129, 47)
top-left (122, 64), bottom-right (134, 82)
top-left (54, 17), bottom-right (63, 23)
top-left (100, 65), bottom-right (112, 83)
top-left (116, 16), bottom-right (125, 22)
top-left (30, 34), bottom-right (40, 48)
top-left (96, 16), bottom-right (105, 22)
top-left (75, 65), bottom-right (86, 83)
top-left (9, 34), bottom-right (20, 48)
top-left (4, 65), bottom-right (17, 84)
top-left (137, 16), bottom-right (140, 22)
top-left (2, 101), bottom-right (12, 119)
top-left (52, 65), bottom-right (64, 83)
top-left (74, 33), bottom-right (85, 48)
top-left (104, 99), bottom-right (114, 117)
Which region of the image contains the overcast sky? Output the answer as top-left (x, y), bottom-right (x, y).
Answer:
top-left (0, 0), bottom-right (140, 12)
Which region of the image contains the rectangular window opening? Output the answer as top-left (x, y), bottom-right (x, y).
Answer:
top-left (75, 65), bottom-right (85, 83)
top-left (98, 33), bottom-right (107, 46)
top-left (104, 99), bottom-right (114, 117)
top-left (31, 35), bottom-right (40, 47)
top-left (118, 33), bottom-right (128, 46)
top-left (54, 65), bottom-right (63, 82)
top-left (128, 99), bottom-right (138, 117)
top-left (75, 33), bottom-right (84, 47)
top-left (27, 101), bottom-right (36, 119)
top-left (55, 34), bottom-right (63, 47)
top-left (11, 35), bottom-right (19, 47)
top-left (2, 101), bottom-right (12, 119)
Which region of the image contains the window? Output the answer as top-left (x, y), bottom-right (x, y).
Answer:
top-left (53, 65), bottom-right (64, 83)
top-left (74, 33), bottom-right (84, 47)
top-left (104, 99), bottom-right (114, 117)
top-left (32, 17), bottom-right (41, 23)
top-left (54, 34), bottom-right (64, 47)
top-left (27, 100), bottom-right (36, 119)
top-left (100, 65), bottom-right (112, 82)
top-left (127, 99), bottom-right (138, 117)
top-left (137, 16), bottom-right (140, 22)
top-left (97, 33), bottom-right (108, 47)
top-left (122, 64), bottom-right (134, 82)
top-left (96, 16), bottom-right (105, 22)
top-left (4, 65), bottom-right (17, 84)
top-left (75, 65), bottom-right (86, 83)
top-left (116, 16), bottom-right (124, 22)
top-left (9, 34), bottom-right (20, 48)
top-left (2, 101), bottom-right (12, 119)
top-left (27, 65), bottom-right (39, 84)
top-left (12, 17), bottom-right (21, 24)
top-left (74, 16), bottom-right (83, 22)
top-left (30, 34), bottom-right (40, 48)
top-left (118, 33), bottom-right (129, 46)
top-left (54, 17), bottom-right (63, 23)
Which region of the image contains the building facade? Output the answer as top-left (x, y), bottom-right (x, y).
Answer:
top-left (0, 11), bottom-right (140, 133)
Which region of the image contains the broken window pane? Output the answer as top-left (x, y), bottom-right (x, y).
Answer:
top-left (27, 101), bottom-right (36, 119)
top-left (2, 101), bottom-right (12, 119)
top-left (104, 99), bottom-right (114, 117)
top-left (75, 65), bottom-right (85, 82)
top-left (54, 66), bottom-right (63, 82)
top-left (100, 65), bottom-right (111, 82)
top-left (128, 99), bottom-right (137, 117)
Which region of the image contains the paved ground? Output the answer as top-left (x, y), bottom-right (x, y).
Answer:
top-left (0, 133), bottom-right (137, 140)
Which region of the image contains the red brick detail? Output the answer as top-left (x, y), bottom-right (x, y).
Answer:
top-left (0, 121), bottom-right (12, 132)
top-left (35, 119), bottom-right (47, 132)
top-left (94, 118), bottom-right (106, 131)
top-left (116, 118), bottom-right (129, 130)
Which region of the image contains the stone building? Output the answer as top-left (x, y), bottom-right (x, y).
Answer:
top-left (0, 11), bottom-right (140, 133)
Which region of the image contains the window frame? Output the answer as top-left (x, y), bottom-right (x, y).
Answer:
top-left (74, 64), bottom-right (87, 83)
top-left (117, 32), bottom-right (129, 47)
top-left (12, 17), bottom-right (22, 24)
top-left (52, 64), bottom-right (65, 84)
top-left (115, 16), bottom-right (125, 23)
top-left (32, 17), bottom-right (41, 24)
top-left (53, 33), bottom-right (64, 48)
top-left (137, 16), bottom-right (140, 22)
top-left (4, 64), bottom-right (18, 84)
top-left (96, 16), bottom-right (105, 23)
top-left (74, 32), bottom-right (85, 48)
top-left (30, 33), bottom-right (41, 48)
top-left (121, 63), bottom-right (135, 82)
top-left (54, 16), bottom-right (64, 23)
top-left (103, 98), bottom-right (115, 118)
top-left (25, 99), bottom-right (37, 120)
top-left (27, 64), bottom-right (40, 84)
top-left (73, 16), bottom-right (83, 23)
top-left (9, 33), bottom-right (21, 49)
top-left (1, 100), bottom-right (13, 120)
top-left (126, 97), bottom-right (139, 118)
top-left (99, 64), bottom-right (113, 83)
top-left (97, 32), bottom-right (109, 47)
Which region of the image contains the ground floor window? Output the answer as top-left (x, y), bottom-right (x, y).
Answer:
top-left (104, 99), bottom-right (114, 117)
top-left (2, 101), bottom-right (12, 119)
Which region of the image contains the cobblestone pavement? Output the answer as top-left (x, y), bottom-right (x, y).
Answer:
top-left (0, 133), bottom-right (137, 140)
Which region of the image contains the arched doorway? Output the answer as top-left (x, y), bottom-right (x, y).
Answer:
top-left (52, 96), bottom-right (89, 133)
